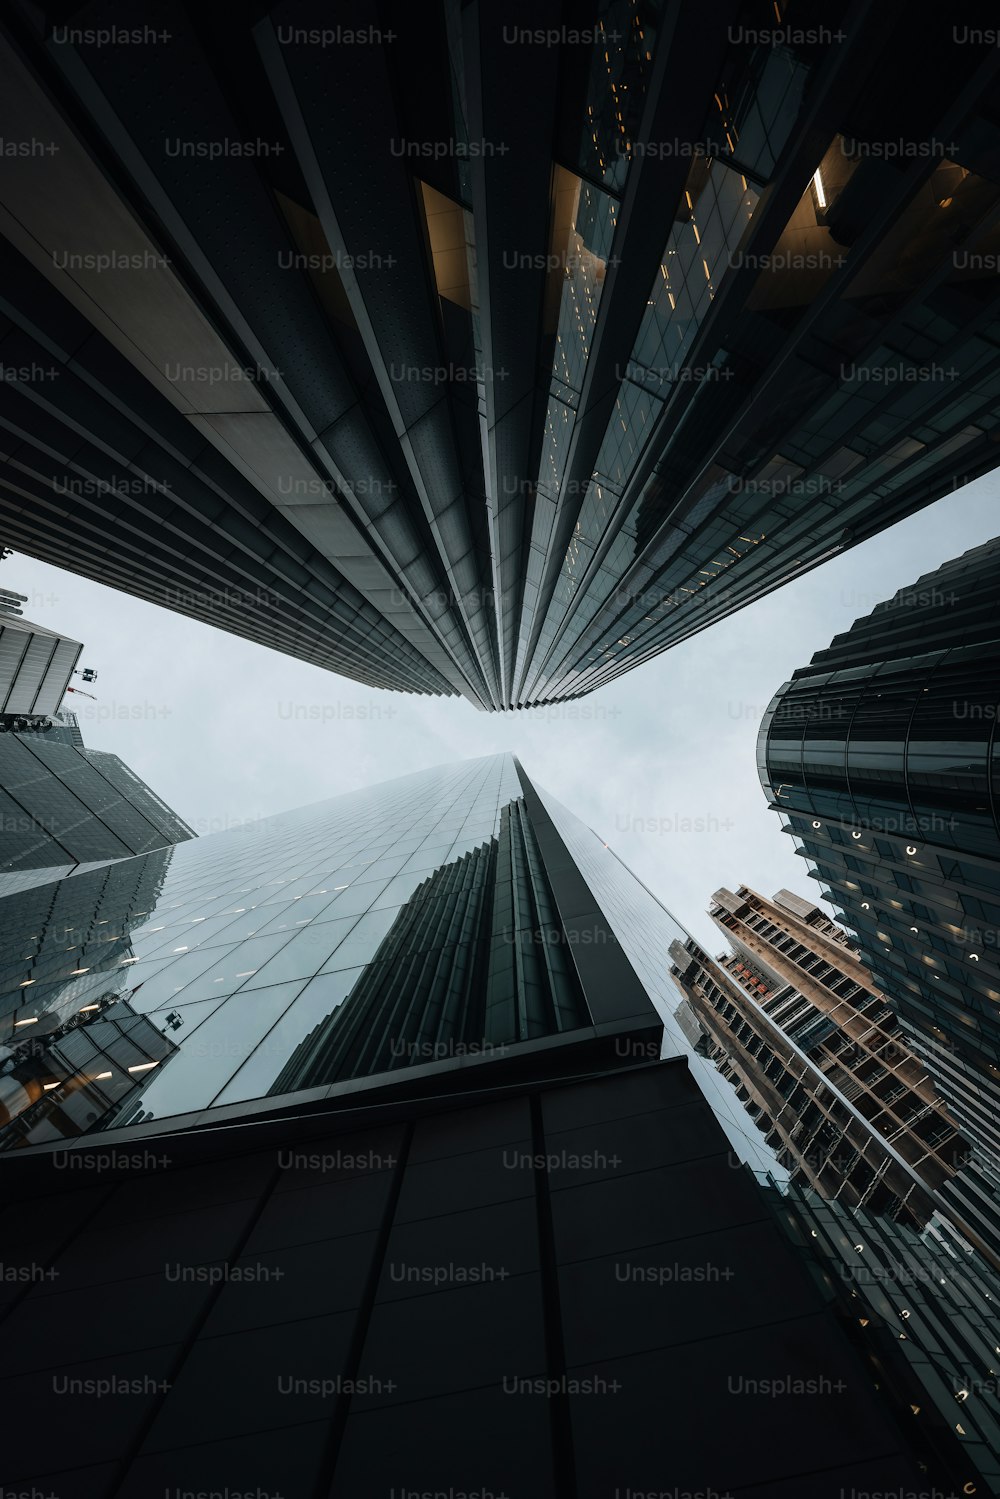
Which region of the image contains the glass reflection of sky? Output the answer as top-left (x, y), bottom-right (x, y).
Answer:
top-left (0, 756), bottom-right (523, 1145)
top-left (534, 781), bottom-right (787, 1179)
top-left (0, 753), bottom-right (784, 1178)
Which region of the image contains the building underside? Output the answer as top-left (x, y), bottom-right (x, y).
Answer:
top-left (1, 3), bottom-right (1000, 706)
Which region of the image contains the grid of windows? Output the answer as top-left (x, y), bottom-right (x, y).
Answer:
top-left (760, 539), bottom-right (1000, 1224)
top-left (4, 15), bottom-right (1000, 708)
top-left (0, 757), bottom-right (526, 1144)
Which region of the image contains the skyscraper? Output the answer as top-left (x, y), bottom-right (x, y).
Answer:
top-left (2, 9), bottom-right (1000, 706)
top-left (0, 605), bottom-right (82, 727)
top-left (0, 710), bottom-right (196, 890)
top-left (758, 539), bottom-right (1000, 1208)
top-left (669, 884), bottom-right (1000, 1267)
top-left (1, 754), bottom-right (987, 1494)
top-left (0, 755), bottom-right (746, 1149)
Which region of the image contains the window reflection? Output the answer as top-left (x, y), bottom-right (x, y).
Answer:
top-left (264, 798), bottom-right (587, 1094)
top-left (1, 996), bottom-right (181, 1148)
top-left (2, 757), bottom-right (588, 1143)
top-left (575, 0), bottom-right (661, 193)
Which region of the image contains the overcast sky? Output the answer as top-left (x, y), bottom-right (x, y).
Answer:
top-left (6, 477), bottom-right (997, 953)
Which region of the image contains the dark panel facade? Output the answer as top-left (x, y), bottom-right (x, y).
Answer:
top-left (1, 6), bottom-right (1000, 705)
top-left (0, 1058), bottom-right (958, 1498)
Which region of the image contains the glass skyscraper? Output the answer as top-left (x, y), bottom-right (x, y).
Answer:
top-left (759, 538), bottom-right (1000, 1195)
top-left (0, 713), bottom-right (195, 891)
top-left (0, 754), bottom-right (767, 1149)
top-left (2, 8), bottom-right (1000, 706)
top-left (5, 753), bottom-right (993, 1494)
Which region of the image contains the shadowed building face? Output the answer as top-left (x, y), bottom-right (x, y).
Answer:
top-left (2, 7), bottom-right (1000, 705)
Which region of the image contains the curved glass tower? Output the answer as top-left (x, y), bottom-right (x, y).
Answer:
top-left (758, 539), bottom-right (1000, 1200)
